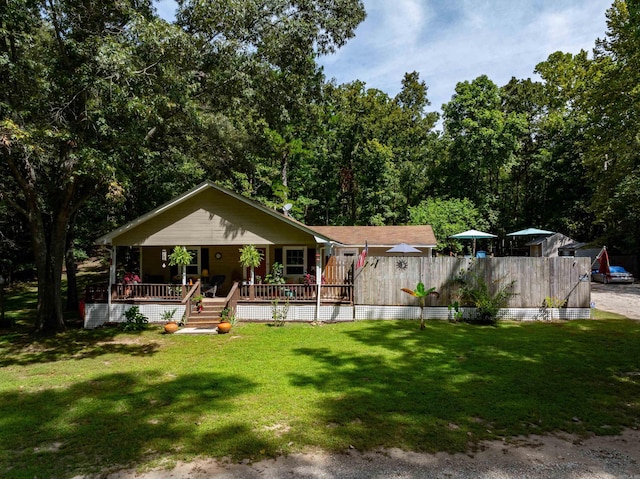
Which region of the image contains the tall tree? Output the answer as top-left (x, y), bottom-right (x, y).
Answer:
top-left (393, 72), bottom-right (440, 209)
top-left (0, 0), bottom-right (367, 333)
top-left (306, 73), bottom-right (438, 226)
top-left (584, 0), bottom-right (640, 251)
top-left (441, 75), bottom-right (526, 230)
top-left (176, 0), bottom-right (366, 209)
top-left (408, 197), bottom-right (487, 254)
top-left (1, 1), bottom-right (201, 333)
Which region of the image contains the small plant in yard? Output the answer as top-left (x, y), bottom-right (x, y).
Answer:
top-left (457, 271), bottom-right (515, 325)
top-left (448, 300), bottom-right (464, 322)
top-left (544, 296), bottom-right (567, 308)
top-left (401, 282), bottom-right (439, 330)
top-left (122, 306), bottom-right (148, 331)
top-left (271, 297), bottom-right (289, 326)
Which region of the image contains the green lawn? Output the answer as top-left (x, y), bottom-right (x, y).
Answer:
top-left (0, 298), bottom-right (639, 478)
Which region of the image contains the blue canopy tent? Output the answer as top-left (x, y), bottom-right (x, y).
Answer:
top-left (507, 227), bottom-right (554, 237)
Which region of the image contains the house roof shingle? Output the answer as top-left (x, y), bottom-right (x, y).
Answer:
top-left (308, 225), bottom-right (437, 248)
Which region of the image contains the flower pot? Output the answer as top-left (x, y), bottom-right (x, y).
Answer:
top-left (217, 321), bottom-right (232, 334)
top-left (164, 322), bottom-right (179, 334)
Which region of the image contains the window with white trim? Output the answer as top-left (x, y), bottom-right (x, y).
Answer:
top-left (283, 246), bottom-right (306, 276)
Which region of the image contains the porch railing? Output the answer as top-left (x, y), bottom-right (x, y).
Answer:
top-left (239, 284), bottom-right (353, 303)
top-left (113, 283), bottom-right (188, 300)
top-left (85, 280), bottom-right (353, 305)
top-left (84, 281), bottom-right (201, 303)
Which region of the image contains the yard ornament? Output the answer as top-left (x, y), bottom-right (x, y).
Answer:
top-left (401, 282), bottom-right (440, 330)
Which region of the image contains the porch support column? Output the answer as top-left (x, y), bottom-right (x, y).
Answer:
top-left (109, 247), bottom-right (117, 286)
top-left (315, 248), bottom-right (322, 322)
top-left (108, 246), bottom-right (117, 322)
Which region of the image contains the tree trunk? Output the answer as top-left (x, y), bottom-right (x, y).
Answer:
top-left (65, 213), bottom-right (79, 312)
top-left (25, 191), bottom-right (71, 334)
top-left (30, 212), bottom-right (67, 334)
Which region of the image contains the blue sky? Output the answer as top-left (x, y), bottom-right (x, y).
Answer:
top-left (156, 0), bottom-right (613, 112)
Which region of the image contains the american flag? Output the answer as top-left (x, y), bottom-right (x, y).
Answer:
top-left (356, 241), bottom-right (368, 268)
top-left (598, 246), bottom-right (611, 276)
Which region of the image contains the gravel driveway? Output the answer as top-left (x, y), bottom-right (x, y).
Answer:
top-left (591, 282), bottom-right (640, 320)
top-left (97, 430), bottom-right (640, 478)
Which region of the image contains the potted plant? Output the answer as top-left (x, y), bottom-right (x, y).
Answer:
top-left (265, 262), bottom-right (285, 284)
top-left (168, 246), bottom-right (193, 286)
top-left (218, 307), bottom-right (236, 334)
top-left (239, 245), bottom-right (263, 284)
top-left (162, 308), bottom-right (179, 333)
top-left (192, 294), bottom-right (204, 313)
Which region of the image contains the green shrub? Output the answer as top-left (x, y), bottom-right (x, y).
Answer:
top-left (458, 271), bottom-right (515, 325)
top-left (122, 306), bottom-right (148, 331)
top-left (544, 296), bottom-right (567, 308)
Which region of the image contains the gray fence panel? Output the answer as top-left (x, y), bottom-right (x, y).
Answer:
top-left (354, 256), bottom-right (590, 308)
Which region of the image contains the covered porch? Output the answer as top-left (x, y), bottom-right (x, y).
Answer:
top-left (84, 274), bottom-right (354, 328)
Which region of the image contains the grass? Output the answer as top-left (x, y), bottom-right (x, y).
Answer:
top-left (0, 287), bottom-right (639, 478)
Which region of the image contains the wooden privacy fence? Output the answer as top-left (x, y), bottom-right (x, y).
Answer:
top-left (324, 256), bottom-right (355, 284)
top-left (354, 256), bottom-right (591, 308)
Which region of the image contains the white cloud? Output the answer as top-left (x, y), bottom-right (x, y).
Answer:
top-left (320, 0), bottom-right (612, 110)
top-left (157, 0), bottom-right (612, 113)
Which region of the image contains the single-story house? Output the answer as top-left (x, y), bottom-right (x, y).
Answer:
top-left (86, 181), bottom-right (437, 328)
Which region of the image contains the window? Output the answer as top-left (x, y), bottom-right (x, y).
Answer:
top-left (283, 246), bottom-right (306, 276)
top-left (185, 248), bottom-right (200, 276)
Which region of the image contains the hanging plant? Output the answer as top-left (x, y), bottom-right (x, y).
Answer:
top-left (168, 246), bottom-right (193, 285)
top-left (168, 246), bottom-right (193, 267)
top-left (239, 244), bottom-right (263, 284)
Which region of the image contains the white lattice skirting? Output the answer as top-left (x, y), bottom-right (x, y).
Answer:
top-left (354, 306), bottom-right (591, 321)
top-left (84, 304), bottom-right (591, 328)
top-left (84, 303), bottom-right (186, 329)
top-left (236, 304), bottom-right (354, 322)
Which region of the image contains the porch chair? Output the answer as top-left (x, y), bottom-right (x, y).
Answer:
top-left (203, 275), bottom-right (225, 297)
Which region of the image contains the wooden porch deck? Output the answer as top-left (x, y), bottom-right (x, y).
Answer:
top-left (238, 284), bottom-right (353, 304)
top-left (84, 281), bottom-right (353, 326)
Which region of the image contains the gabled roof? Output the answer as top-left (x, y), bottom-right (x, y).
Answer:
top-left (95, 181), bottom-right (334, 245)
top-left (309, 225), bottom-right (437, 248)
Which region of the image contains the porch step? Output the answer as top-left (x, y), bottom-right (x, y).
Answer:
top-left (187, 298), bottom-right (226, 327)
top-left (186, 320), bottom-right (223, 328)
